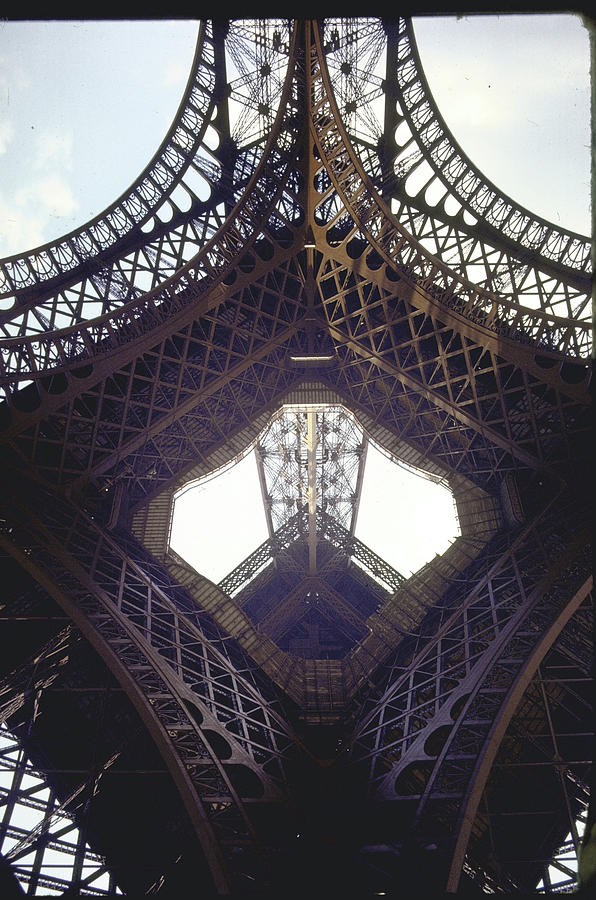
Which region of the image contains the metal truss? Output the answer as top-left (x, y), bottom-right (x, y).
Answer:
top-left (0, 722), bottom-right (122, 895)
top-left (310, 22), bottom-right (590, 359)
top-left (0, 21), bottom-right (293, 340)
top-left (466, 594), bottom-right (592, 893)
top-left (255, 404), bottom-right (366, 537)
top-left (0, 22), bottom-right (224, 318)
top-left (212, 505), bottom-right (407, 661)
top-left (323, 19), bottom-right (590, 353)
top-left (0, 628), bottom-right (124, 896)
top-left (0, 608), bottom-right (197, 894)
top-left (347, 488), bottom-right (591, 892)
top-left (0, 470), bottom-right (303, 892)
top-left (0, 17), bottom-right (591, 896)
top-left (219, 507), bottom-right (405, 602)
top-left (0, 24), bottom-right (304, 397)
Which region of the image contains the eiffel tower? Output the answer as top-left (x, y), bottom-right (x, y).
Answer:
top-left (0, 18), bottom-right (592, 898)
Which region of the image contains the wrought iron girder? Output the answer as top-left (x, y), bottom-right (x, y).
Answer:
top-left (0, 21), bottom-right (298, 347)
top-left (0, 17), bottom-right (591, 896)
top-left (347, 487), bottom-right (591, 889)
top-left (219, 507), bottom-right (404, 606)
top-left (349, 489), bottom-right (588, 772)
top-left (330, 346), bottom-right (587, 495)
top-left (3, 293), bottom-right (307, 495)
top-left (0, 473), bottom-right (302, 891)
top-left (0, 626), bottom-right (74, 726)
top-left (0, 605), bottom-right (209, 894)
top-left (2, 14), bottom-right (588, 404)
top-left (444, 579), bottom-right (593, 892)
top-left (315, 250), bottom-right (590, 405)
top-left (457, 593), bottom-right (593, 893)
top-left (336, 20), bottom-right (591, 358)
top-left (257, 576), bottom-right (369, 643)
top-left (0, 21), bottom-right (589, 518)
top-left (327, 351), bottom-right (529, 494)
top-left (307, 23), bottom-right (590, 362)
top-left (317, 509), bottom-right (406, 593)
top-left (0, 235), bottom-right (309, 430)
top-left (0, 723), bottom-right (123, 895)
top-left (390, 19), bottom-right (590, 277)
top-left (217, 512), bottom-right (306, 599)
top-left (317, 257), bottom-right (588, 470)
top-left (0, 22), bottom-right (220, 306)
top-left (321, 124), bottom-right (591, 362)
top-left (0, 541), bottom-right (233, 893)
top-left (254, 404), bottom-right (367, 541)
top-left (0, 29), bottom-right (303, 398)
top-left (374, 194), bottom-right (590, 344)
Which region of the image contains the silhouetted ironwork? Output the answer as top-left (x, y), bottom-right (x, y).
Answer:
top-left (0, 18), bottom-right (591, 896)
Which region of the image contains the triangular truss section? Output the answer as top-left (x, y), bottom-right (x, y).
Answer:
top-left (0, 17), bottom-right (591, 898)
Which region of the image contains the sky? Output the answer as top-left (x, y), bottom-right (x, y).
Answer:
top-left (0, 20), bottom-right (198, 256)
top-left (171, 426), bottom-right (459, 584)
top-left (0, 724), bottom-right (121, 893)
top-left (412, 13), bottom-right (591, 234)
top-left (0, 14), bottom-right (591, 580)
top-left (172, 449), bottom-right (270, 584)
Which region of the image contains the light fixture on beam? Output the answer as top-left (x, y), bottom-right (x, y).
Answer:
top-left (304, 226), bottom-right (316, 249)
top-left (289, 353), bottom-right (335, 368)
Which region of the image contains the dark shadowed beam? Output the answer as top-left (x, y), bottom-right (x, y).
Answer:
top-left (326, 319), bottom-right (545, 473)
top-left (445, 574), bottom-right (593, 892)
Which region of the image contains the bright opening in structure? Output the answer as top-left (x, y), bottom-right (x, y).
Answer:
top-left (169, 404), bottom-right (460, 590)
top-left (0, 724), bottom-right (122, 895)
top-left (536, 815), bottom-right (586, 893)
top-left (356, 442), bottom-right (458, 577)
top-left (170, 449), bottom-right (268, 584)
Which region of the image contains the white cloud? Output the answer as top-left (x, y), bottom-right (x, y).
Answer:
top-left (0, 175), bottom-right (79, 257)
top-left (0, 120), bottom-right (14, 155)
top-left (415, 14), bottom-right (589, 137)
top-left (34, 130), bottom-right (74, 172)
top-left (35, 174), bottom-right (78, 217)
top-left (0, 50), bottom-right (30, 98)
top-left (164, 60), bottom-right (188, 87)
top-left (0, 191), bottom-right (47, 257)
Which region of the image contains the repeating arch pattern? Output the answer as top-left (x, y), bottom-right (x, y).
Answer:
top-left (0, 17), bottom-right (591, 897)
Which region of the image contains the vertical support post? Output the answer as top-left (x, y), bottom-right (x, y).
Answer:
top-left (379, 18), bottom-right (400, 196)
top-left (306, 409), bottom-right (318, 573)
top-left (349, 436), bottom-right (368, 537)
top-left (212, 19), bottom-right (236, 214)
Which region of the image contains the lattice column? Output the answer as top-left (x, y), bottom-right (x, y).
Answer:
top-left (0, 471), bottom-right (302, 892)
top-left (348, 486), bottom-right (591, 891)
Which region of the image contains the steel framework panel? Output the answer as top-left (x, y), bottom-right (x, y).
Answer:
top-left (0, 17), bottom-right (591, 896)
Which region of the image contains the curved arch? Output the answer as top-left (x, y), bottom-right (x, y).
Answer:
top-left (0, 469), bottom-right (301, 892)
top-left (310, 21), bottom-right (591, 359)
top-left (324, 18), bottom-right (589, 275)
top-left (0, 22), bottom-right (302, 396)
top-left (0, 21), bottom-right (295, 357)
top-left (0, 23), bottom-right (212, 298)
top-left (446, 575), bottom-right (592, 891)
top-left (401, 18), bottom-right (589, 273)
top-left (0, 531), bottom-right (232, 894)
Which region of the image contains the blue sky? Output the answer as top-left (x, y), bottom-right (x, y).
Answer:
top-left (412, 13), bottom-right (590, 234)
top-left (0, 20), bottom-right (198, 256)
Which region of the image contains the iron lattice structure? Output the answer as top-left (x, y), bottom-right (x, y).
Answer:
top-left (0, 18), bottom-right (592, 897)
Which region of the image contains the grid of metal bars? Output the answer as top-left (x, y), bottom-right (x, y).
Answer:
top-left (0, 17), bottom-right (590, 896)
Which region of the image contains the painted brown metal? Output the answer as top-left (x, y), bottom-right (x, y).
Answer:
top-left (0, 17), bottom-right (591, 896)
